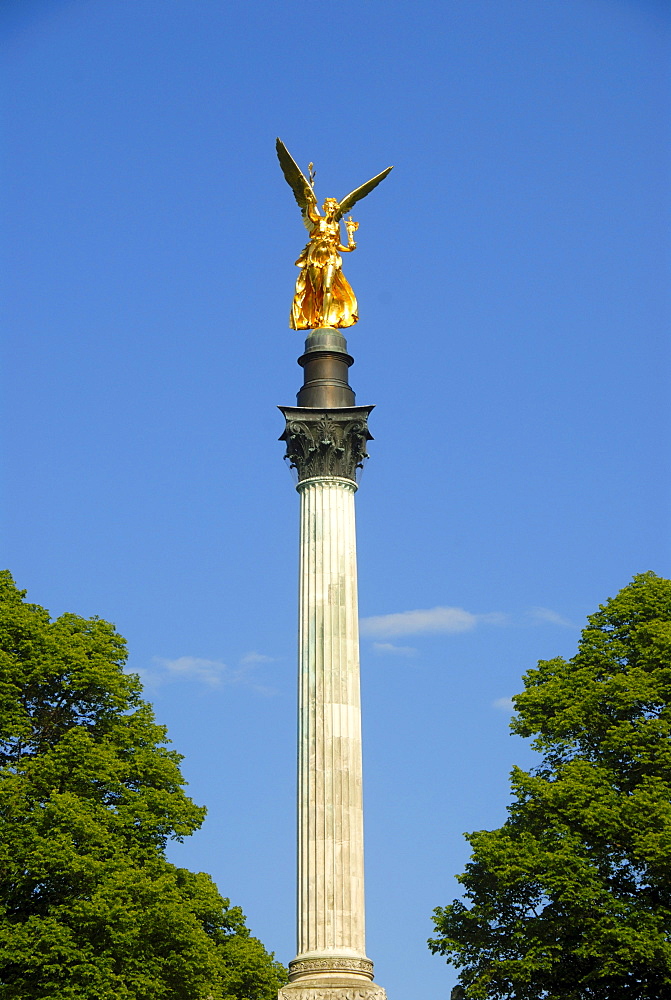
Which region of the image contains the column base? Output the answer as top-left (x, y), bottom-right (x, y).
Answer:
top-left (282, 957), bottom-right (386, 1000)
top-left (289, 957), bottom-right (374, 981)
top-left (280, 979), bottom-right (387, 1000)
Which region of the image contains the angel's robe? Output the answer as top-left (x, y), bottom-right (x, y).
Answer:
top-left (290, 217), bottom-right (358, 330)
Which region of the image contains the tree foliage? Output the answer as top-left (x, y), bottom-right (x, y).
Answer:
top-left (0, 571), bottom-right (287, 1000)
top-left (429, 572), bottom-right (671, 999)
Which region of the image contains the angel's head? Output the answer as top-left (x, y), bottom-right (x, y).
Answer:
top-left (322, 198), bottom-right (338, 219)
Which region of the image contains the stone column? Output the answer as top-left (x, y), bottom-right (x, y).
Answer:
top-left (296, 474), bottom-right (366, 971)
top-left (279, 329), bottom-right (386, 1000)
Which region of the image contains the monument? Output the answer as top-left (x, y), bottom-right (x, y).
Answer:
top-left (276, 139), bottom-right (392, 1000)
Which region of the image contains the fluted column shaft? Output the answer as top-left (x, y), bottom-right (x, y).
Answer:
top-left (296, 476), bottom-right (367, 968)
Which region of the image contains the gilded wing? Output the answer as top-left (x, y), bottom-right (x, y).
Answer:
top-left (276, 138), bottom-right (318, 231)
top-left (336, 165), bottom-right (393, 221)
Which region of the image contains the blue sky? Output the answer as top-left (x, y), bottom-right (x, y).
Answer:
top-left (2, 1), bottom-right (669, 996)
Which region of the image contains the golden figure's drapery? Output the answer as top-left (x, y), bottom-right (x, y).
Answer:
top-left (291, 218), bottom-right (358, 330)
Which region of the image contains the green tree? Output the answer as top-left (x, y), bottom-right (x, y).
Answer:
top-left (0, 571), bottom-right (287, 1000)
top-left (429, 572), bottom-right (671, 999)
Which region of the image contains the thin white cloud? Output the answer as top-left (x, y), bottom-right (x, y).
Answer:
top-left (151, 656), bottom-right (233, 687)
top-left (361, 606), bottom-right (476, 637)
top-left (492, 696), bottom-right (515, 712)
top-left (529, 607), bottom-right (577, 628)
top-left (479, 611), bottom-right (510, 626)
top-left (240, 651), bottom-right (276, 664)
top-left (372, 642), bottom-right (418, 657)
top-left (137, 654), bottom-right (278, 694)
top-left (360, 606), bottom-right (508, 638)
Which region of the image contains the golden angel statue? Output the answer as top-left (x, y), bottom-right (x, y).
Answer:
top-left (276, 138), bottom-right (393, 330)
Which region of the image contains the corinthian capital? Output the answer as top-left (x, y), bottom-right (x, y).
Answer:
top-left (279, 406), bottom-right (374, 483)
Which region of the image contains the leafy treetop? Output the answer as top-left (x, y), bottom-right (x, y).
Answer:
top-left (430, 572), bottom-right (671, 1000)
top-left (0, 570), bottom-right (287, 1000)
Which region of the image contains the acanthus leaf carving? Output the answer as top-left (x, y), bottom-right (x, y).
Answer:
top-left (279, 407), bottom-right (373, 483)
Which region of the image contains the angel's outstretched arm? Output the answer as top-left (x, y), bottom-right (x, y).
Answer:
top-left (305, 200), bottom-right (321, 225)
